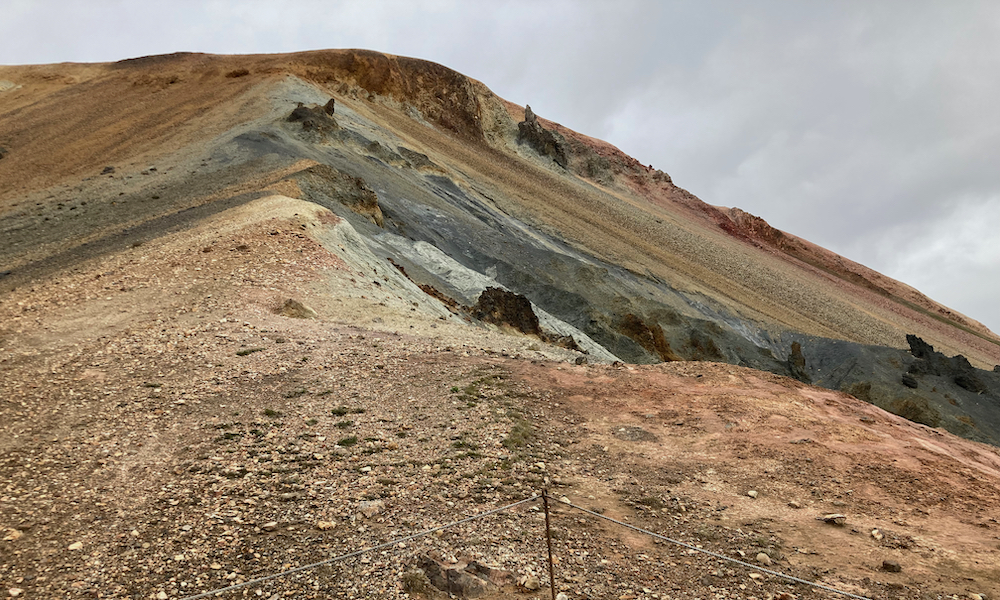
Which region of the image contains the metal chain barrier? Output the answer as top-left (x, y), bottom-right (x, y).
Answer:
top-left (177, 495), bottom-right (540, 600)
top-left (555, 494), bottom-right (873, 600)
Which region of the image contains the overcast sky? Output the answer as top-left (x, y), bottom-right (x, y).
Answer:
top-left (3, 1), bottom-right (999, 336)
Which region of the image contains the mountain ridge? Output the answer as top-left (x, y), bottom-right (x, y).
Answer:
top-left (2, 49), bottom-right (1000, 600)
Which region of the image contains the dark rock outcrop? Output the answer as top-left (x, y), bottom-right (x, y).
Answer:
top-left (287, 103), bottom-right (339, 132)
top-left (472, 287), bottom-right (541, 336)
top-left (517, 105), bottom-right (568, 168)
top-left (906, 334), bottom-right (988, 393)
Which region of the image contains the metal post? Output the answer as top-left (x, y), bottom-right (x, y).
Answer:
top-left (542, 489), bottom-right (557, 600)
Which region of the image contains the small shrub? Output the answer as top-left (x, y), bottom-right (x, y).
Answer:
top-left (236, 347), bottom-right (263, 356)
top-left (263, 408), bottom-right (283, 418)
top-left (283, 388), bottom-right (308, 399)
top-left (502, 419), bottom-right (533, 449)
top-left (226, 68), bottom-right (250, 78)
top-left (335, 420), bottom-right (353, 429)
top-left (337, 436), bottom-right (358, 447)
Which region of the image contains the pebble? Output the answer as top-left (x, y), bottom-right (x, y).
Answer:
top-left (882, 559), bottom-right (902, 573)
top-left (522, 575), bottom-right (540, 591)
top-left (755, 552), bottom-right (772, 566)
top-left (747, 490), bottom-right (758, 498)
top-left (68, 541), bottom-right (83, 551)
top-left (359, 499), bottom-right (385, 518)
top-left (210, 562), bottom-right (222, 570)
top-left (261, 521), bottom-right (279, 532)
top-left (157, 592), bottom-right (168, 600)
top-left (817, 513), bottom-right (846, 525)
top-left (9, 589), bottom-right (23, 598)
top-left (316, 521), bottom-right (336, 531)
top-left (556, 593), bottom-right (570, 600)
top-left (787, 500), bottom-right (801, 509)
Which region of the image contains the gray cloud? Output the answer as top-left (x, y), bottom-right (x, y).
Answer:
top-left (3, 0), bottom-right (998, 335)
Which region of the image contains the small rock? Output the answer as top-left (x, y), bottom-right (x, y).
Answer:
top-left (968, 594), bottom-right (983, 600)
top-left (261, 521), bottom-right (279, 532)
top-left (522, 575), bottom-right (541, 591)
top-left (557, 593), bottom-right (570, 600)
top-left (316, 521), bottom-right (336, 531)
top-left (278, 298), bottom-right (317, 319)
top-left (210, 562), bottom-right (222, 570)
top-left (68, 541), bottom-right (83, 551)
top-left (359, 499), bottom-right (385, 518)
top-left (882, 559), bottom-right (902, 573)
top-left (755, 552), bottom-right (772, 566)
top-left (157, 592), bottom-right (168, 600)
top-left (871, 528), bottom-right (883, 541)
top-left (747, 490), bottom-right (758, 499)
top-left (787, 500), bottom-right (802, 509)
top-left (9, 589), bottom-right (23, 598)
top-left (360, 466), bottom-right (372, 473)
top-left (817, 513), bottom-right (846, 525)
top-left (559, 496), bottom-right (571, 505)
top-left (775, 593), bottom-right (796, 600)
top-left (574, 356), bottom-right (587, 365)
top-left (748, 572), bottom-right (763, 580)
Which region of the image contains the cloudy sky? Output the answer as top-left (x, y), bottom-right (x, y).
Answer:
top-left (4, 1), bottom-right (999, 335)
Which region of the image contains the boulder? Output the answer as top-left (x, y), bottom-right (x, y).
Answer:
top-left (278, 298), bottom-right (317, 319)
top-left (416, 555), bottom-right (509, 598)
top-left (472, 288), bottom-right (541, 336)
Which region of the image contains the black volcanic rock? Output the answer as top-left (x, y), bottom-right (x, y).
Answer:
top-left (472, 288), bottom-right (542, 336)
top-left (906, 334), bottom-right (937, 359)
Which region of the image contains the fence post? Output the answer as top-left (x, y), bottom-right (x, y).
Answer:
top-left (542, 489), bottom-right (557, 600)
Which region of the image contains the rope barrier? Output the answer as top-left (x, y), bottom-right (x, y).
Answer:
top-left (176, 495), bottom-right (540, 600)
top-left (558, 498), bottom-right (873, 600)
top-left (173, 491), bottom-right (876, 600)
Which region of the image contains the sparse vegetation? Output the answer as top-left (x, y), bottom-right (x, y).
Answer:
top-left (236, 347), bottom-right (264, 356)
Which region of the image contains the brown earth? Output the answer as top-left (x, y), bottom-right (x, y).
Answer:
top-left (1, 195), bottom-right (998, 600)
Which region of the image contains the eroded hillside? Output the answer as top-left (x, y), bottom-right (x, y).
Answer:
top-left (2, 51), bottom-right (1000, 599)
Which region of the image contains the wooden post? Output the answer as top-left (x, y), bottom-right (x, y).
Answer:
top-left (542, 489), bottom-right (557, 600)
